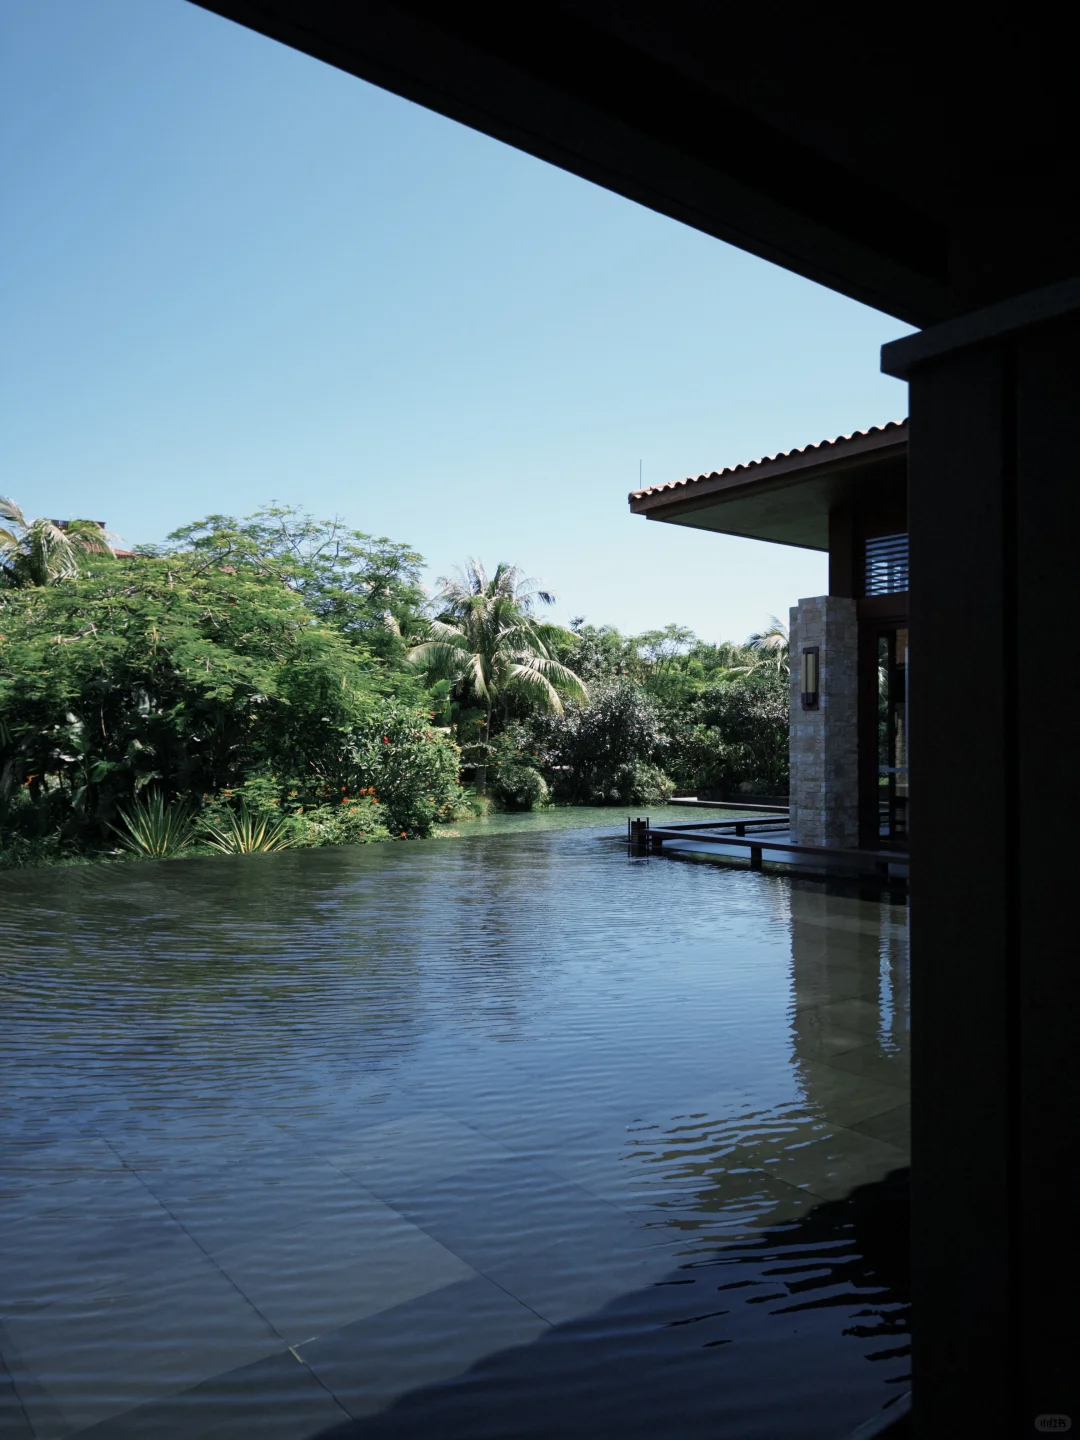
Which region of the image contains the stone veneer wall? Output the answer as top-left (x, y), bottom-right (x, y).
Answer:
top-left (788, 595), bottom-right (859, 847)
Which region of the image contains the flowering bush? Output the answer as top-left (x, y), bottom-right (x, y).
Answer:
top-left (343, 702), bottom-right (465, 837)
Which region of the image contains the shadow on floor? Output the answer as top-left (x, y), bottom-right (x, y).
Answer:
top-left (314, 1167), bottom-right (912, 1440)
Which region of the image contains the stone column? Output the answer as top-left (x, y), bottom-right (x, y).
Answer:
top-left (788, 595), bottom-right (858, 847)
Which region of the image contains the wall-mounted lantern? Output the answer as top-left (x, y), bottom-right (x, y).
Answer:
top-left (800, 646), bottom-right (820, 710)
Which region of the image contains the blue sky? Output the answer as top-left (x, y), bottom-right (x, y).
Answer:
top-left (1, 0), bottom-right (912, 643)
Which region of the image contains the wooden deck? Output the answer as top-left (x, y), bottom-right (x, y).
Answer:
top-left (630, 816), bottom-right (907, 876)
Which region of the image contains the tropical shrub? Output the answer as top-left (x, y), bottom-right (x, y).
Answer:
top-left (530, 678), bottom-right (674, 804)
top-left (666, 674), bottom-right (789, 795)
top-left (199, 773), bottom-right (391, 848)
top-left (285, 796), bottom-right (390, 847)
top-left (491, 761), bottom-right (550, 811)
top-left (342, 696), bottom-right (466, 835)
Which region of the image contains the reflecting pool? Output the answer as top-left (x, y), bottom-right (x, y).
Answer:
top-left (0, 809), bottom-right (910, 1438)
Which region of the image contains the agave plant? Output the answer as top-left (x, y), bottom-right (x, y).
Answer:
top-left (113, 793), bottom-right (197, 857)
top-left (200, 805), bottom-right (296, 855)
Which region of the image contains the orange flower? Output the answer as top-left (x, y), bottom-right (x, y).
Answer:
top-left (400, 832), bottom-right (407, 838)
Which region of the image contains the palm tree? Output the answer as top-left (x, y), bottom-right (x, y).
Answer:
top-left (0, 499), bottom-right (115, 587)
top-left (744, 615), bottom-right (790, 676)
top-left (408, 560), bottom-right (586, 793)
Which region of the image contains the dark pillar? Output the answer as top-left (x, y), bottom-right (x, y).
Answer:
top-left (883, 284), bottom-right (1080, 1438)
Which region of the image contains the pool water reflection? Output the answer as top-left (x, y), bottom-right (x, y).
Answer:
top-left (0, 810), bottom-right (910, 1438)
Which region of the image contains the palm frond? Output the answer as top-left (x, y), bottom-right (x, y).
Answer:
top-left (504, 662), bottom-right (566, 713)
top-left (513, 651), bottom-right (588, 699)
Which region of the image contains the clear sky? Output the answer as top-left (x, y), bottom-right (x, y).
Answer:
top-left (1, 0), bottom-right (913, 644)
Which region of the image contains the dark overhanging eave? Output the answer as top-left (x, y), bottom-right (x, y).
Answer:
top-left (190, 0), bottom-right (955, 326)
top-left (629, 427), bottom-right (909, 550)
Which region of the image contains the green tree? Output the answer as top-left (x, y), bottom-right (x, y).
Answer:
top-left (0, 553), bottom-right (383, 843)
top-left (530, 677), bottom-right (673, 805)
top-left (670, 673), bottom-right (790, 796)
top-left (0, 499), bottom-right (116, 588)
top-left (408, 560), bottom-right (585, 793)
top-left (164, 505), bottom-right (427, 662)
top-left (562, 618), bottom-right (640, 681)
top-left (635, 622), bottom-right (696, 670)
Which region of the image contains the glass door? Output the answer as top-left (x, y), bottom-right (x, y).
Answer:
top-left (877, 627), bottom-right (909, 844)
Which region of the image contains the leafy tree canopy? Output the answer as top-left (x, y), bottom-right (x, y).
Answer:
top-left (0, 553), bottom-right (386, 835)
top-left (163, 505), bottom-right (427, 661)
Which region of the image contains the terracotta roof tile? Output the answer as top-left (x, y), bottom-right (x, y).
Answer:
top-left (629, 419), bottom-right (908, 503)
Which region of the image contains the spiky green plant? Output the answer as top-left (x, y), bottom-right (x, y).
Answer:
top-left (113, 793), bottom-right (196, 857)
top-left (200, 805), bottom-right (296, 855)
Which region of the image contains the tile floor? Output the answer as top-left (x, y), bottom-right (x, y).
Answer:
top-left (1, 875), bottom-right (909, 1439)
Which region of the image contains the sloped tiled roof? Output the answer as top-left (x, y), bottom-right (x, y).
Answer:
top-left (629, 419), bottom-right (908, 505)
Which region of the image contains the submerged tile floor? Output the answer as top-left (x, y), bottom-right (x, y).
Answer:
top-left (0, 816), bottom-right (910, 1438)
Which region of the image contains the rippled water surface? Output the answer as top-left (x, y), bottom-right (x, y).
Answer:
top-left (1, 809), bottom-right (910, 1439)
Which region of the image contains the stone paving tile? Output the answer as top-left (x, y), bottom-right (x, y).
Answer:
top-left (751, 1123), bottom-right (908, 1201)
top-left (379, 1153), bottom-right (691, 1325)
top-left (319, 1111), bottom-right (517, 1197)
top-left (135, 1153), bottom-right (382, 1258)
top-left (212, 1201), bottom-right (475, 1347)
top-left (298, 1273), bottom-right (549, 1421)
top-left (98, 1123), bottom-right (313, 1176)
top-left (0, 1204), bottom-right (204, 1318)
top-left (481, 1234), bottom-right (679, 1326)
top-left (848, 1103), bottom-right (911, 1153)
top-left (790, 1060), bottom-right (908, 1127)
top-left (64, 1350), bottom-right (350, 1439)
top-left (0, 1254), bottom-right (283, 1439)
top-left (0, 1343), bottom-right (34, 1440)
top-left (790, 1018), bottom-right (882, 1063)
top-left (385, 1154), bottom-right (670, 1269)
top-left (0, 1139), bottom-right (132, 1210)
top-left (821, 1043), bottom-right (910, 1090)
top-left (795, 996), bottom-right (896, 1039)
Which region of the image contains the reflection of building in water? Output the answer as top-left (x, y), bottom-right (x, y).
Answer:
top-left (787, 884), bottom-right (909, 1126)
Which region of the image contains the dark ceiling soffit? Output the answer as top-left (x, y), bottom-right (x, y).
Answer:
top-left (657, 512), bottom-right (829, 554)
top-left (629, 438), bottom-right (908, 518)
top-left (190, 0), bottom-right (954, 325)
